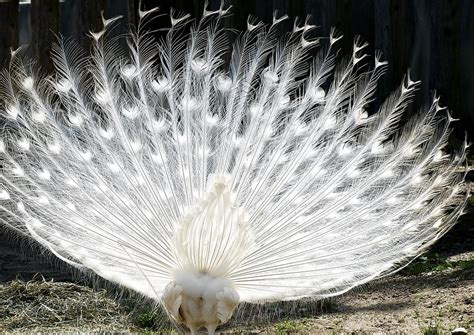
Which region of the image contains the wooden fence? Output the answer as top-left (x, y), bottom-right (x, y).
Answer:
top-left (0, 0), bottom-right (473, 137)
top-left (0, 0), bottom-right (473, 281)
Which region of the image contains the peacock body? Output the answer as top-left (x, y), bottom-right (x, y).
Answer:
top-left (0, 6), bottom-right (468, 334)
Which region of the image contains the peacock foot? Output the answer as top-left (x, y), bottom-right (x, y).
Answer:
top-left (162, 272), bottom-right (239, 334)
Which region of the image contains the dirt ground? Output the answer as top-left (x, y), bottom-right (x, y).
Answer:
top-left (0, 252), bottom-right (472, 334)
top-left (220, 251), bottom-right (474, 335)
top-left (226, 258), bottom-right (474, 334)
top-left (1, 191), bottom-right (473, 334)
top-left (322, 272), bottom-right (473, 334)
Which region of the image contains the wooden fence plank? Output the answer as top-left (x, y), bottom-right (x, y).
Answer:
top-left (0, 0), bottom-right (19, 67)
top-left (60, 0), bottom-right (106, 44)
top-left (31, 0), bottom-right (59, 73)
top-left (0, 0), bottom-right (473, 284)
top-left (458, 0), bottom-right (474, 141)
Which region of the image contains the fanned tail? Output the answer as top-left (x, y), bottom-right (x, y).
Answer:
top-left (0, 7), bottom-right (468, 307)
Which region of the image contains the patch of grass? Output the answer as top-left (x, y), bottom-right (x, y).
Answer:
top-left (0, 276), bottom-right (130, 332)
top-left (134, 310), bottom-right (166, 329)
top-left (420, 323), bottom-right (444, 335)
top-left (456, 259), bottom-right (474, 271)
top-left (416, 316), bottom-right (445, 335)
top-left (414, 312), bottom-right (442, 335)
top-left (402, 251), bottom-right (474, 277)
top-left (330, 325), bottom-right (344, 335)
top-left (0, 276), bottom-right (177, 333)
top-left (463, 316), bottom-right (474, 328)
top-left (142, 329), bottom-right (178, 335)
top-left (402, 253), bottom-right (453, 275)
top-left (125, 299), bottom-right (173, 332)
top-left (467, 194), bottom-right (474, 207)
top-left (230, 298), bottom-right (336, 328)
top-left (274, 319), bottom-right (308, 334)
top-left (452, 259), bottom-right (474, 280)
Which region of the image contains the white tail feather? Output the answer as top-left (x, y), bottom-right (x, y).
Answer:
top-left (0, 8), bottom-right (468, 332)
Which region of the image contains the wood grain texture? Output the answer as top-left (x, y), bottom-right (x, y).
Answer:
top-left (59, 0), bottom-right (106, 43)
top-left (30, 0), bottom-right (59, 73)
top-left (0, 0), bottom-right (472, 282)
top-left (0, 0), bottom-right (18, 67)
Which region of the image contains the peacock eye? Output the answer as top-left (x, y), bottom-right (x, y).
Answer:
top-left (22, 76), bottom-right (34, 90)
top-left (121, 64), bottom-right (137, 78)
top-left (262, 69), bottom-right (279, 85)
top-left (56, 78), bottom-right (72, 93)
top-left (69, 113), bottom-right (84, 126)
top-left (151, 76), bottom-right (171, 92)
top-left (309, 86), bottom-right (326, 103)
top-left (215, 74), bottom-right (232, 93)
top-left (121, 105), bottom-right (140, 119)
top-left (191, 58), bottom-right (209, 74)
top-left (6, 105), bottom-right (20, 119)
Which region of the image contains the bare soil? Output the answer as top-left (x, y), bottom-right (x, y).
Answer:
top-left (1, 189), bottom-right (472, 334)
top-left (0, 252), bottom-right (472, 334)
top-left (226, 255), bottom-right (474, 334)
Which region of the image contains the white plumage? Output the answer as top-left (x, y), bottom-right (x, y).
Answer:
top-left (0, 6), bottom-right (468, 334)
